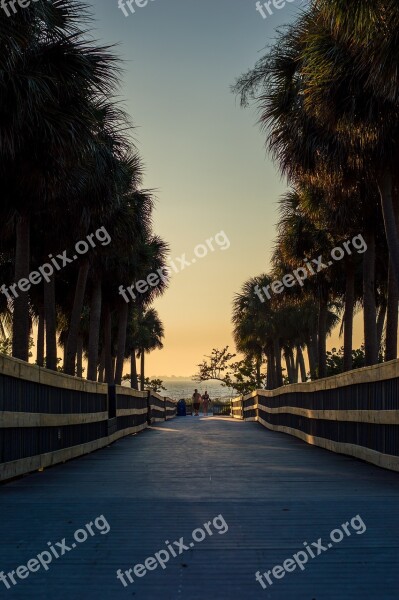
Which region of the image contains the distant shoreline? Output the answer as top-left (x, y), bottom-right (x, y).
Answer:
top-left (123, 378), bottom-right (235, 400)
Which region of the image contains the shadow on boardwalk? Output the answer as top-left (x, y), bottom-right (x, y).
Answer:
top-left (1, 417), bottom-right (398, 599)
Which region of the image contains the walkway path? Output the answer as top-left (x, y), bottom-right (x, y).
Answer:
top-left (1, 416), bottom-right (398, 599)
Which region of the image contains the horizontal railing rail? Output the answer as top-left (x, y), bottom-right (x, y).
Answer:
top-left (231, 359), bottom-right (399, 472)
top-left (114, 385), bottom-right (148, 435)
top-left (0, 355), bottom-right (177, 482)
top-left (147, 391), bottom-right (177, 423)
top-left (165, 397), bottom-right (177, 420)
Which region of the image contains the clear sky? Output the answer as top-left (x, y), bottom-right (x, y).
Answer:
top-left (87, 0), bottom-right (362, 377)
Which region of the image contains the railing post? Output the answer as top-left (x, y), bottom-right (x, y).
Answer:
top-left (146, 390), bottom-right (152, 425)
top-left (164, 397), bottom-right (167, 421)
top-left (241, 395), bottom-right (245, 421)
top-left (107, 384), bottom-right (117, 436)
top-left (108, 384), bottom-right (116, 419)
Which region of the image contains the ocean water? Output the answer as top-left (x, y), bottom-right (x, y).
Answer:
top-left (160, 379), bottom-right (235, 401)
top-left (120, 378), bottom-right (236, 401)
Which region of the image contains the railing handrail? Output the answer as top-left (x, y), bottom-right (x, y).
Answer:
top-left (114, 385), bottom-right (148, 398)
top-left (231, 357), bottom-right (399, 403)
top-left (0, 352), bottom-right (108, 394)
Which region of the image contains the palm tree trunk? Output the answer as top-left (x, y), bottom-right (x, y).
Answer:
top-left (76, 334), bottom-right (83, 378)
top-left (87, 279), bottom-right (102, 381)
top-left (311, 326), bottom-right (319, 375)
top-left (318, 294), bottom-right (328, 378)
top-left (289, 349), bottom-right (296, 382)
top-left (36, 303), bottom-right (45, 367)
top-left (114, 303), bottom-right (129, 385)
top-left (98, 347), bottom-right (105, 383)
top-left (112, 356), bottom-right (116, 378)
top-left (255, 356), bottom-right (262, 387)
top-left (363, 229), bottom-right (378, 366)
top-left (131, 349), bottom-right (138, 389)
top-left (385, 259), bottom-right (398, 361)
top-left (343, 259), bottom-right (355, 372)
top-left (284, 348), bottom-right (295, 383)
top-left (44, 277), bottom-right (57, 370)
top-left (297, 346), bottom-right (307, 382)
top-left (12, 212), bottom-right (30, 361)
top-left (284, 352), bottom-right (291, 383)
top-left (103, 304), bottom-right (114, 385)
top-left (274, 338), bottom-right (283, 388)
top-left (306, 338), bottom-right (316, 380)
top-left (294, 352), bottom-right (299, 383)
top-left (376, 301), bottom-right (387, 357)
top-left (265, 345), bottom-right (273, 390)
top-left (378, 168), bottom-right (399, 287)
top-left (140, 350), bottom-right (145, 391)
top-left (64, 258), bottom-right (90, 375)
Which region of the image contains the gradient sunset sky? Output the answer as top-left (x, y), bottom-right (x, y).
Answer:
top-left (88, 0), bottom-right (362, 376)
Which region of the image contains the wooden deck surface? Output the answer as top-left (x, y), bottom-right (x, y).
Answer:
top-left (1, 416), bottom-right (398, 599)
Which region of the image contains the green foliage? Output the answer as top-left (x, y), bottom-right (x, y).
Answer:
top-left (195, 347), bottom-right (236, 385)
top-left (122, 374), bottom-right (166, 393)
top-left (144, 378), bottom-right (167, 393)
top-left (194, 346), bottom-right (266, 395)
top-left (1, 337), bottom-right (33, 358)
top-left (325, 345), bottom-right (382, 377)
top-left (228, 355), bottom-right (265, 395)
top-left (0, 337), bottom-right (12, 355)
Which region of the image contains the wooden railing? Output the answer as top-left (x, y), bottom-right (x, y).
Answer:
top-left (147, 391), bottom-right (177, 423)
top-left (231, 359), bottom-right (399, 472)
top-left (178, 400), bottom-right (231, 416)
top-left (212, 402), bottom-right (232, 416)
top-left (0, 355), bottom-right (177, 482)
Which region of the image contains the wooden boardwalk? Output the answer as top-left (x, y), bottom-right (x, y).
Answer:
top-left (1, 416), bottom-right (398, 599)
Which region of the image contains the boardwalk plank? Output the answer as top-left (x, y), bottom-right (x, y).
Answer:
top-left (1, 417), bottom-right (398, 599)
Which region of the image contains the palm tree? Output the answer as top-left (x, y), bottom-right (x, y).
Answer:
top-left (114, 233), bottom-right (169, 385)
top-left (62, 106), bottom-right (132, 376)
top-left (272, 187), bottom-right (345, 377)
top-left (233, 8), bottom-right (394, 369)
top-left (233, 268), bottom-right (342, 386)
top-left (132, 309), bottom-right (164, 391)
top-left (125, 308), bottom-right (141, 390)
top-left (312, 0), bottom-right (399, 361)
top-left (232, 305), bottom-right (264, 388)
top-left (1, 1), bottom-right (121, 361)
top-left (233, 275), bottom-right (296, 389)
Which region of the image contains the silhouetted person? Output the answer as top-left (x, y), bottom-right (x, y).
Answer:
top-left (202, 391), bottom-right (210, 416)
top-left (192, 389), bottom-right (201, 416)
